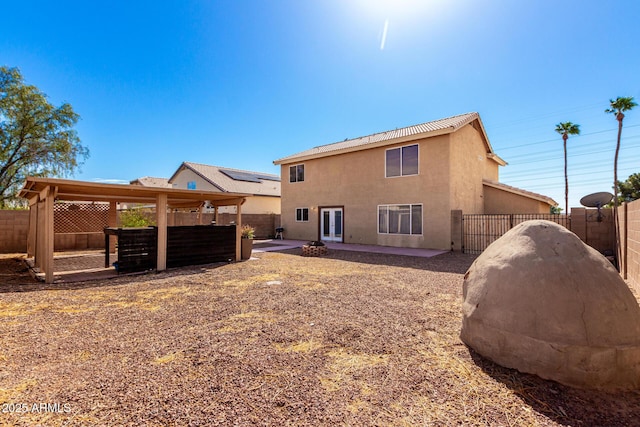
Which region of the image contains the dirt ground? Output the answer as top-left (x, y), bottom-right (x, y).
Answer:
top-left (1, 250), bottom-right (640, 426)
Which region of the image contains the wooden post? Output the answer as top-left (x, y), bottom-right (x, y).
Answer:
top-left (108, 201), bottom-right (117, 254)
top-left (27, 201), bottom-right (37, 258)
top-left (43, 186), bottom-right (55, 284)
top-left (157, 193), bottom-right (168, 271)
top-left (236, 201), bottom-right (242, 261)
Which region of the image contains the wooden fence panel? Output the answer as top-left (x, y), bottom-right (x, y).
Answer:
top-left (167, 225), bottom-right (236, 268)
top-left (113, 228), bottom-right (158, 273)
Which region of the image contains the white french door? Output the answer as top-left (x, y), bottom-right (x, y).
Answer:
top-left (320, 208), bottom-right (343, 242)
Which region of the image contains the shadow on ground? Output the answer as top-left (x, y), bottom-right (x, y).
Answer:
top-left (0, 248), bottom-right (476, 293)
top-left (277, 247), bottom-right (477, 274)
top-left (0, 256), bottom-right (230, 293)
top-left (468, 348), bottom-right (640, 426)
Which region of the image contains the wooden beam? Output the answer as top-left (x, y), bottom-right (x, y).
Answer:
top-left (209, 197), bottom-right (246, 207)
top-left (157, 193), bottom-right (168, 271)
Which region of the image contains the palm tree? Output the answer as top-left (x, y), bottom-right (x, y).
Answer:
top-left (606, 96), bottom-right (637, 270)
top-left (555, 122), bottom-right (580, 215)
top-left (606, 96), bottom-right (637, 211)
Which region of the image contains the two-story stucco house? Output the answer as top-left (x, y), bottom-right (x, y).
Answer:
top-left (273, 112), bottom-right (556, 250)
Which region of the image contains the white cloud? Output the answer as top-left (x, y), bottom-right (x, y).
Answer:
top-left (92, 178), bottom-right (129, 185)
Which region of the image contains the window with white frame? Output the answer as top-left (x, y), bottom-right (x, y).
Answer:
top-left (378, 204), bottom-right (422, 235)
top-left (385, 144), bottom-right (418, 177)
top-left (296, 207), bottom-right (309, 222)
top-left (289, 164), bottom-right (305, 182)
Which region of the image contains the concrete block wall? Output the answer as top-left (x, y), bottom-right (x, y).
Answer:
top-left (0, 210), bottom-right (29, 253)
top-left (570, 207), bottom-right (615, 254)
top-left (166, 212), bottom-right (281, 239)
top-left (619, 200), bottom-right (640, 293)
top-left (216, 213), bottom-right (281, 239)
top-left (54, 233), bottom-right (105, 251)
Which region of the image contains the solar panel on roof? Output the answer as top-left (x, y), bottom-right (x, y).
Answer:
top-left (219, 169), bottom-right (280, 183)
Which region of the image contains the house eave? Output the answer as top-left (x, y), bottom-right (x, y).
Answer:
top-left (487, 153), bottom-right (508, 166)
top-left (483, 179), bottom-right (557, 206)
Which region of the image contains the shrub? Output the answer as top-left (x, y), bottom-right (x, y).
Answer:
top-left (241, 224), bottom-right (255, 239)
top-left (119, 209), bottom-right (156, 228)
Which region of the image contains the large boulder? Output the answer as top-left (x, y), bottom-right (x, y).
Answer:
top-left (461, 220), bottom-right (640, 390)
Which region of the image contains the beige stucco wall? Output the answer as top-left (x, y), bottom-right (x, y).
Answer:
top-left (171, 169), bottom-right (223, 193)
top-left (170, 169), bottom-right (280, 214)
top-left (483, 185), bottom-right (551, 214)
top-left (280, 133), bottom-right (458, 250)
top-left (449, 124), bottom-right (499, 214)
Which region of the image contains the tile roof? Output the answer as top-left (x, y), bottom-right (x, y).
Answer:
top-left (274, 112), bottom-right (496, 164)
top-left (483, 179), bottom-right (558, 206)
top-left (169, 162), bottom-right (280, 197)
top-left (130, 177), bottom-right (171, 188)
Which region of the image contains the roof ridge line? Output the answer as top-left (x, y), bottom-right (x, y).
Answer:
top-left (312, 112), bottom-right (478, 150)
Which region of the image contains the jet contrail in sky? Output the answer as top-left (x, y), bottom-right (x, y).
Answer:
top-left (380, 19), bottom-right (389, 50)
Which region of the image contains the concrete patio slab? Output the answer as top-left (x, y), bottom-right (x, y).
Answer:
top-left (253, 239), bottom-right (447, 258)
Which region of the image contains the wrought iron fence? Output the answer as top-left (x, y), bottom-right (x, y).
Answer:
top-left (462, 214), bottom-right (570, 254)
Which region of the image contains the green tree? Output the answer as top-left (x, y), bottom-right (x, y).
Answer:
top-left (616, 172), bottom-right (640, 203)
top-left (605, 96), bottom-right (637, 213)
top-left (550, 205), bottom-right (563, 214)
top-left (554, 121), bottom-right (580, 215)
top-left (0, 66), bottom-right (88, 207)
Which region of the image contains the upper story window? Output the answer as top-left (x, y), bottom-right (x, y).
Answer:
top-left (385, 144), bottom-right (418, 177)
top-left (187, 181), bottom-right (196, 189)
top-left (289, 164), bottom-right (305, 183)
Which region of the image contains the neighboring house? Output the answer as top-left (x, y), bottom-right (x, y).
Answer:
top-left (273, 112), bottom-right (557, 250)
top-left (168, 162), bottom-right (281, 214)
top-left (130, 177), bottom-right (172, 188)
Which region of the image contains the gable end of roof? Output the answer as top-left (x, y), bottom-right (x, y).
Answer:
top-left (483, 179), bottom-right (557, 206)
top-left (168, 162), bottom-right (281, 197)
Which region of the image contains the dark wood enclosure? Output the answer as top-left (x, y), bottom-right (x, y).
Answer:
top-left (105, 225), bottom-right (236, 273)
top-left (167, 225), bottom-right (236, 268)
top-left (105, 227), bottom-right (158, 273)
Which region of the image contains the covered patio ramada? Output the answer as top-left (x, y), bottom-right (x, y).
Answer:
top-left (19, 177), bottom-right (250, 283)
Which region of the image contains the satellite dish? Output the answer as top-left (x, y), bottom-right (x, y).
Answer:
top-left (580, 192), bottom-right (613, 208)
top-left (580, 192), bottom-right (613, 222)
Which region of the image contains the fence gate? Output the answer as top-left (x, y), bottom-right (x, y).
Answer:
top-left (462, 214), bottom-right (570, 254)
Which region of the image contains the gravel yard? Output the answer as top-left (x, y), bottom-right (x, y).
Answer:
top-left (1, 250), bottom-right (640, 426)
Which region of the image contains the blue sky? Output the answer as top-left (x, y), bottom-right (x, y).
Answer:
top-left (2, 0), bottom-right (639, 210)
